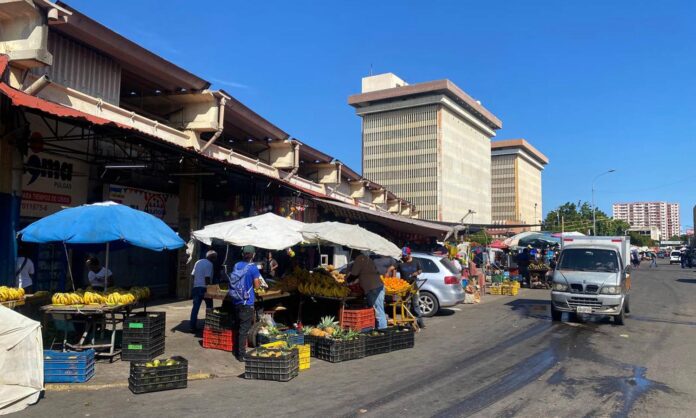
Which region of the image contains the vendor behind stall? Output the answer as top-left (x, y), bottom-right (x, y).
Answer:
top-left (86, 257), bottom-right (112, 289)
top-left (346, 252), bottom-right (387, 330)
top-left (190, 250), bottom-right (216, 332)
top-left (15, 248), bottom-right (35, 294)
top-left (229, 246), bottom-right (261, 362)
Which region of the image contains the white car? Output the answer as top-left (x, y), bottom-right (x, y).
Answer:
top-left (669, 251), bottom-right (682, 264)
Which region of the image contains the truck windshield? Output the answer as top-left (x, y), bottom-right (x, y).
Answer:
top-left (558, 249), bottom-right (619, 272)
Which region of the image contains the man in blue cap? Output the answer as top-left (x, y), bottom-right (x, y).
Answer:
top-left (229, 245), bottom-right (261, 361)
top-left (397, 247), bottom-right (425, 328)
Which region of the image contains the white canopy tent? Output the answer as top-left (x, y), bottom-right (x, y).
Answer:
top-left (191, 213), bottom-right (306, 250)
top-left (301, 222), bottom-right (402, 258)
top-left (0, 306), bottom-right (43, 415)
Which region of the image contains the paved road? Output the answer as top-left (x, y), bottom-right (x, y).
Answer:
top-left (17, 261), bottom-right (696, 417)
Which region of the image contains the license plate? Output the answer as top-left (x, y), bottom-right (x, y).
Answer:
top-left (576, 306), bottom-right (592, 314)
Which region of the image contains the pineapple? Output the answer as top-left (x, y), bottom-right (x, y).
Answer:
top-left (319, 315), bottom-right (339, 335)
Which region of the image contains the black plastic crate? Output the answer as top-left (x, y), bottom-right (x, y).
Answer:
top-left (124, 312), bottom-right (166, 337)
top-left (315, 336), bottom-right (365, 363)
top-left (129, 356), bottom-right (188, 394)
top-left (385, 326), bottom-right (414, 351)
top-left (257, 331), bottom-right (304, 347)
top-left (363, 330), bottom-right (391, 356)
top-left (121, 335), bottom-right (166, 362)
top-left (204, 309), bottom-right (233, 331)
top-left (244, 349), bottom-right (298, 382)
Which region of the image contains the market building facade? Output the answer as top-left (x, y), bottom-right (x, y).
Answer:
top-left (0, 0), bottom-right (450, 296)
top-left (348, 72), bottom-right (503, 223)
top-left (491, 139), bottom-right (548, 230)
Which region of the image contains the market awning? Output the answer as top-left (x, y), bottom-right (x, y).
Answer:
top-left (313, 198), bottom-right (450, 238)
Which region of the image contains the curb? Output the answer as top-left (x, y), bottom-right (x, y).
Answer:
top-left (44, 372), bottom-right (220, 392)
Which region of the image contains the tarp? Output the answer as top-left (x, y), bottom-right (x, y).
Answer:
top-left (301, 222), bottom-right (402, 258)
top-left (18, 201), bottom-right (185, 251)
top-left (192, 213), bottom-right (305, 250)
top-left (0, 306), bottom-right (43, 415)
top-left (504, 232), bottom-right (560, 248)
top-left (489, 240), bottom-right (508, 249)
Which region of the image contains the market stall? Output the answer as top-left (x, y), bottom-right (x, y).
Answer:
top-left (18, 201), bottom-right (185, 358)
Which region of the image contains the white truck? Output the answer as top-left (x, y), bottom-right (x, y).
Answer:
top-left (550, 236), bottom-right (631, 325)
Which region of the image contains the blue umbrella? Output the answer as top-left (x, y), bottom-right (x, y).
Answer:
top-left (18, 201), bottom-right (184, 290)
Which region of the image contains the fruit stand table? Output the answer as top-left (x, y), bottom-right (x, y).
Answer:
top-left (528, 266), bottom-right (551, 289)
top-left (296, 294), bottom-right (358, 327)
top-left (0, 298), bottom-right (25, 310)
top-left (41, 302), bottom-right (138, 360)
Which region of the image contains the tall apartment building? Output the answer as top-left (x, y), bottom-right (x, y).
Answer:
top-left (612, 202), bottom-right (681, 238)
top-left (348, 73), bottom-right (502, 222)
top-left (491, 139), bottom-right (548, 230)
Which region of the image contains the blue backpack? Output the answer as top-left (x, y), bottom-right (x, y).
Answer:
top-left (229, 263), bottom-right (251, 303)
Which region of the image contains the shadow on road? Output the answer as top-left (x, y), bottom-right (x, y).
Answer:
top-left (676, 279), bottom-right (696, 284)
top-left (435, 308), bottom-right (456, 317)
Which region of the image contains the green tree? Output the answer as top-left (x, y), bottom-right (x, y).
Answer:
top-left (543, 201), bottom-right (630, 236)
top-left (628, 232), bottom-right (655, 247)
top-left (668, 234), bottom-right (687, 242)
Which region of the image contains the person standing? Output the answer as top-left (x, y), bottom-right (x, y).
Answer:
top-left (229, 246), bottom-right (261, 362)
top-left (190, 250), bottom-right (216, 332)
top-left (649, 252), bottom-right (658, 268)
top-left (371, 255), bottom-right (397, 277)
top-left (15, 249), bottom-right (35, 294)
top-left (680, 250), bottom-right (688, 269)
top-left (263, 251), bottom-right (279, 279)
top-left (86, 257), bottom-right (113, 289)
top-left (347, 252), bottom-right (388, 329)
top-left (517, 248), bottom-right (531, 286)
top-left (397, 247), bottom-right (425, 328)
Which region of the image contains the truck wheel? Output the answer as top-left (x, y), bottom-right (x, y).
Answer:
top-left (614, 305), bottom-right (626, 325)
top-left (551, 306), bottom-right (562, 322)
top-left (624, 295), bottom-right (631, 315)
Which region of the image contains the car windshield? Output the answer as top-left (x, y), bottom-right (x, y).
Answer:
top-left (439, 257), bottom-right (460, 275)
top-left (671, 252), bottom-right (681, 257)
top-left (558, 249), bottom-right (619, 272)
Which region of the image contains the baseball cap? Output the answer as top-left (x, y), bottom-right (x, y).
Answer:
top-left (402, 246), bottom-right (411, 256)
top-left (242, 245), bottom-right (256, 254)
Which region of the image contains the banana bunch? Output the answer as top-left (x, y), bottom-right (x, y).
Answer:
top-left (83, 291), bottom-right (106, 305)
top-left (52, 292), bottom-right (84, 305)
top-left (105, 292), bottom-right (136, 305)
top-left (297, 276), bottom-right (350, 298)
top-left (0, 286), bottom-right (25, 302)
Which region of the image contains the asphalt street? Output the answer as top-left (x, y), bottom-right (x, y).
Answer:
top-left (16, 261), bottom-right (696, 418)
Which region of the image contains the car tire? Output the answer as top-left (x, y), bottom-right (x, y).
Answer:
top-left (551, 306), bottom-right (562, 321)
top-left (417, 291), bottom-right (439, 317)
top-left (624, 295), bottom-right (631, 315)
top-left (614, 304), bottom-right (626, 325)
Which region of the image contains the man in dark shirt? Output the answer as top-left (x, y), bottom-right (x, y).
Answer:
top-left (347, 252), bottom-right (387, 329)
top-left (397, 247), bottom-right (425, 328)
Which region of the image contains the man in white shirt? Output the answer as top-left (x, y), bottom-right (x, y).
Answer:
top-left (190, 250), bottom-right (216, 332)
top-left (15, 250), bottom-right (35, 293)
top-left (86, 257), bottom-right (112, 289)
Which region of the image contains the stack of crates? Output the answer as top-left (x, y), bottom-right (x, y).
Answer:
top-left (122, 312), bottom-right (166, 361)
top-left (203, 309), bottom-right (234, 352)
top-left (44, 349), bottom-right (95, 383)
top-left (257, 330), bottom-right (304, 347)
top-left (340, 307), bottom-right (375, 332)
top-left (295, 344), bottom-right (311, 371)
top-left (489, 284), bottom-right (502, 295)
top-left (128, 356), bottom-right (188, 394)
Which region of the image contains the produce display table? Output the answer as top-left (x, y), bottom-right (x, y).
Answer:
top-left (205, 285), bottom-right (291, 302)
top-left (529, 267), bottom-right (551, 289)
top-left (296, 294), bottom-right (357, 325)
top-left (0, 298), bottom-right (25, 310)
top-left (41, 302), bottom-right (139, 359)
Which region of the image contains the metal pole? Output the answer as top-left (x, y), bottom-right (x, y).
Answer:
top-left (591, 169), bottom-right (616, 236)
top-left (104, 242), bottom-right (110, 292)
top-left (63, 243), bottom-right (76, 292)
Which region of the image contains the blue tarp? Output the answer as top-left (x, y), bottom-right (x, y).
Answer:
top-left (18, 201), bottom-right (185, 251)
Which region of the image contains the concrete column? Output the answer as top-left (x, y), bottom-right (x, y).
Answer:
top-left (175, 170), bottom-right (201, 299)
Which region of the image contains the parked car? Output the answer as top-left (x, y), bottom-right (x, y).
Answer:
top-left (409, 252), bottom-right (465, 317)
top-left (669, 251), bottom-right (682, 264)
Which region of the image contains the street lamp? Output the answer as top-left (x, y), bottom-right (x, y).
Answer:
top-left (592, 169), bottom-right (616, 236)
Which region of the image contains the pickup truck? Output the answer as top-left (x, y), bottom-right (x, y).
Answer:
top-left (550, 236), bottom-right (631, 325)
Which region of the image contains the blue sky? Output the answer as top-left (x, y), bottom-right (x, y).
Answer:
top-left (68, 0), bottom-right (696, 230)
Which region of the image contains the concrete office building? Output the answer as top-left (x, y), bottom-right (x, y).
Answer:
top-left (613, 202), bottom-right (681, 238)
top-left (491, 139), bottom-right (548, 230)
top-left (348, 73), bottom-right (502, 222)
top-left (627, 226), bottom-right (662, 241)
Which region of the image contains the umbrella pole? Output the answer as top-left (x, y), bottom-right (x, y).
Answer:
top-left (63, 243), bottom-right (76, 292)
top-left (104, 242), bottom-right (110, 292)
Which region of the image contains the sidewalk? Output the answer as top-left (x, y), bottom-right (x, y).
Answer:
top-left (45, 289), bottom-right (529, 391)
top-left (45, 298), bottom-right (243, 391)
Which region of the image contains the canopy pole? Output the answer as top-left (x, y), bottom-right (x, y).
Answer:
top-left (223, 244), bottom-right (230, 274)
top-left (104, 242), bottom-right (110, 292)
top-left (63, 243), bottom-right (76, 292)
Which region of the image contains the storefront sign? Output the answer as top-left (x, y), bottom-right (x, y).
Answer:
top-left (21, 152), bottom-right (89, 218)
top-left (107, 184), bottom-right (179, 226)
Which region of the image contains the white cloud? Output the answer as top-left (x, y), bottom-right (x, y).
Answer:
top-left (210, 78), bottom-right (250, 89)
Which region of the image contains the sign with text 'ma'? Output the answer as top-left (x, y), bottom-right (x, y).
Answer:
top-left (107, 184), bottom-right (179, 226)
top-left (21, 152), bottom-right (89, 218)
